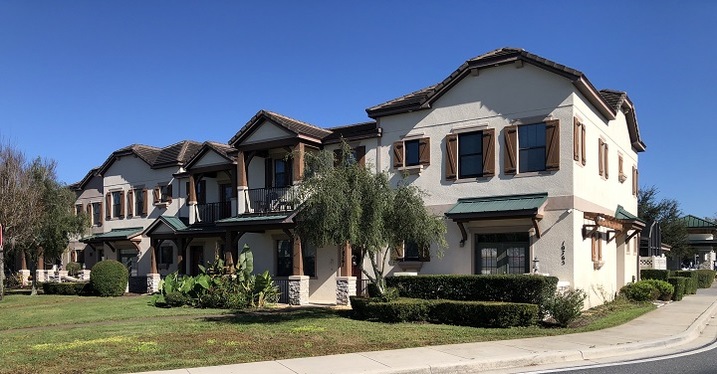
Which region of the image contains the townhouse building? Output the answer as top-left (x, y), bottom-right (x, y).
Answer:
top-left (69, 48), bottom-right (646, 307)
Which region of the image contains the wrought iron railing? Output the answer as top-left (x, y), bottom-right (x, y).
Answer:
top-left (197, 201), bottom-right (232, 223)
top-left (274, 278), bottom-right (289, 304)
top-left (247, 186), bottom-right (301, 214)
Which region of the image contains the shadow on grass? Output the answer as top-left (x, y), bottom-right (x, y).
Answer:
top-left (202, 307), bottom-right (352, 324)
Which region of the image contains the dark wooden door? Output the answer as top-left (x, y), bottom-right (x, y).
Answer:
top-left (190, 246), bottom-right (204, 276)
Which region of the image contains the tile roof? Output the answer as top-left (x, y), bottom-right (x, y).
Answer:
top-left (153, 140), bottom-right (203, 168)
top-left (445, 193), bottom-right (548, 217)
top-left (229, 110), bottom-right (333, 146)
top-left (599, 89), bottom-right (627, 112)
top-left (324, 121), bottom-right (381, 143)
top-left (682, 215), bottom-right (717, 229)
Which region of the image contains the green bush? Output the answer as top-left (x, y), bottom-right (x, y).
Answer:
top-left (695, 270), bottom-right (715, 288)
top-left (640, 269), bottom-right (671, 281)
top-left (667, 277), bottom-right (686, 301)
top-left (642, 279), bottom-right (674, 301)
top-left (545, 289), bottom-right (587, 327)
top-left (164, 291), bottom-right (191, 307)
top-left (673, 271), bottom-right (698, 294)
top-left (90, 260), bottom-right (128, 297)
top-left (620, 281), bottom-right (659, 301)
top-left (42, 282), bottom-right (90, 295)
top-left (350, 297), bottom-right (538, 328)
top-left (65, 262), bottom-right (81, 277)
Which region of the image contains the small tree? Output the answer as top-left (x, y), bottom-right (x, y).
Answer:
top-left (297, 142), bottom-right (446, 293)
top-left (638, 186), bottom-right (689, 263)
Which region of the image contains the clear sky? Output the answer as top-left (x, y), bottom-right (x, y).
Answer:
top-left (1, 1), bottom-right (715, 218)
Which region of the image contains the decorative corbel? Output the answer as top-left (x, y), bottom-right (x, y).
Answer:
top-left (582, 224), bottom-right (598, 240)
top-left (456, 221), bottom-right (467, 247)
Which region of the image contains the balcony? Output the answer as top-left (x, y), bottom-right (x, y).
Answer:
top-left (247, 186), bottom-right (301, 214)
top-left (197, 201), bottom-right (232, 224)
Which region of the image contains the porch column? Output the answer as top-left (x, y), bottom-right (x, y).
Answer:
top-left (19, 250), bottom-right (30, 286)
top-left (287, 231), bottom-right (309, 305)
top-left (336, 241), bottom-right (356, 306)
top-left (177, 238), bottom-right (185, 275)
top-left (36, 253), bottom-right (45, 283)
top-left (147, 239), bottom-right (160, 294)
top-left (292, 143), bottom-right (305, 184)
top-left (236, 151), bottom-right (249, 214)
top-left (292, 234), bottom-right (303, 276)
top-left (224, 231), bottom-right (235, 268)
top-left (188, 174), bottom-right (198, 225)
top-left (341, 241), bottom-right (352, 276)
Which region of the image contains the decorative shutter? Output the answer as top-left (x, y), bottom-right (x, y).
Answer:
top-left (482, 129), bottom-right (495, 177)
top-left (618, 155), bottom-right (624, 180)
top-left (392, 141), bottom-right (404, 169)
top-left (573, 119), bottom-right (580, 161)
top-left (504, 125), bottom-right (518, 175)
top-left (418, 244), bottom-right (430, 262)
top-left (86, 203), bottom-right (91, 215)
top-left (603, 143), bottom-right (609, 179)
top-left (634, 168), bottom-right (639, 196)
top-left (119, 190), bottom-right (125, 217)
top-left (598, 139), bottom-right (604, 176)
top-left (631, 166), bottom-right (636, 195)
top-left (265, 158), bottom-right (273, 188)
top-left (390, 242), bottom-right (404, 261)
top-left (285, 157), bottom-right (293, 186)
top-left (105, 193), bottom-right (111, 219)
top-left (445, 134), bottom-right (458, 180)
top-left (99, 201), bottom-right (104, 224)
top-left (127, 189), bottom-right (134, 217)
top-left (545, 120), bottom-right (560, 171)
top-left (153, 186), bottom-right (161, 204)
top-left (418, 137), bottom-right (430, 166)
top-left (581, 124), bottom-right (586, 166)
top-left (143, 189), bottom-right (149, 215)
top-left (354, 146), bottom-right (366, 168)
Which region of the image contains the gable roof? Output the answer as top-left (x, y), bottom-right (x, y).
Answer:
top-left (229, 110), bottom-right (333, 147)
top-left (324, 121), bottom-right (382, 144)
top-left (366, 47), bottom-right (646, 152)
top-left (97, 144), bottom-right (161, 175)
top-left (153, 140), bottom-right (203, 168)
top-left (184, 141), bottom-right (236, 170)
top-left (682, 215), bottom-right (717, 229)
top-left (69, 167), bottom-right (100, 191)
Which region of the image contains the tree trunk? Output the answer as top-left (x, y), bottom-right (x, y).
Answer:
top-left (0, 245), bottom-right (5, 301)
top-left (30, 256), bottom-right (37, 296)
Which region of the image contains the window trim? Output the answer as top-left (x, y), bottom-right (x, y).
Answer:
top-left (457, 131), bottom-right (484, 179)
top-left (518, 123), bottom-right (547, 173)
top-left (393, 137), bottom-right (430, 171)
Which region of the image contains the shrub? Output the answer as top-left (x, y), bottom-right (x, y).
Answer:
top-left (642, 279), bottom-right (674, 301)
top-left (667, 277), bottom-right (686, 301)
top-left (695, 270), bottom-right (716, 288)
top-left (66, 262), bottom-right (81, 277)
top-left (673, 271), bottom-right (698, 294)
top-left (164, 291), bottom-right (191, 307)
top-left (545, 289), bottom-right (587, 327)
top-left (90, 260), bottom-right (128, 297)
top-left (640, 269), bottom-right (671, 281)
top-left (42, 282), bottom-right (90, 295)
top-left (620, 281), bottom-right (659, 301)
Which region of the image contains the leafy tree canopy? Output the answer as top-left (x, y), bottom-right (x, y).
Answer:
top-left (638, 185), bottom-right (690, 261)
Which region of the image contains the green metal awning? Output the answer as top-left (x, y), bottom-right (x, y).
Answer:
top-left (216, 213), bottom-right (294, 225)
top-left (681, 215), bottom-right (717, 229)
top-left (81, 227), bottom-right (144, 243)
top-left (445, 193), bottom-right (548, 245)
top-left (615, 205), bottom-right (644, 223)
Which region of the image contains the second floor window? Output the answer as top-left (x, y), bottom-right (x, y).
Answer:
top-left (518, 123), bottom-right (547, 173)
top-left (92, 202), bottom-right (101, 226)
top-left (458, 131), bottom-right (483, 178)
top-left (274, 159), bottom-right (290, 188)
top-left (135, 188), bottom-right (144, 216)
top-left (112, 191), bottom-right (122, 218)
top-left (404, 139), bottom-right (420, 166)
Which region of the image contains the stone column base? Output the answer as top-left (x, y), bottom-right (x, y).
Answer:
top-left (288, 275), bottom-right (310, 305)
top-left (35, 270), bottom-right (46, 283)
top-left (147, 273), bottom-right (161, 294)
top-left (19, 270), bottom-right (30, 286)
top-left (336, 276), bottom-right (357, 306)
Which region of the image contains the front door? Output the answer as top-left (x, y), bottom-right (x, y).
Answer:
top-left (475, 233), bottom-right (530, 274)
top-left (189, 246), bottom-right (204, 276)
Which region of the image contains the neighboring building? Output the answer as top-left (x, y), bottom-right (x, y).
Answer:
top-left (638, 221), bottom-right (669, 271)
top-left (69, 48), bottom-right (646, 307)
top-left (681, 215), bottom-right (717, 269)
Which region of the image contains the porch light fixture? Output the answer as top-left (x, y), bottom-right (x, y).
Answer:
top-left (532, 256), bottom-right (540, 274)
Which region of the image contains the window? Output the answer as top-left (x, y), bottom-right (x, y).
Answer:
top-left (135, 188), bottom-right (145, 216)
top-left (402, 241), bottom-right (430, 262)
top-left (159, 246), bottom-right (173, 265)
top-left (92, 202), bottom-right (101, 226)
top-left (112, 191), bottom-right (122, 218)
top-left (445, 130), bottom-right (495, 180)
top-left (573, 118), bottom-right (586, 165)
top-left (276, 239), bottom-right (292, 276)
top-left (154, 184), bottom-right (173, 204)
top-left (392, 137), bottom-right (430, 169)
top-left (458, 132), bottom-right (483, 178)
top-left (504, 120), bottom-right (559, 175)
top-left (334, 146), bottom-right (366, 168)
top-left (475, 233), bottom-right (530, 274)
top-left (518, 123), bottom-right (546, 172)
top-left (270, 159), bottom-right (292, 188)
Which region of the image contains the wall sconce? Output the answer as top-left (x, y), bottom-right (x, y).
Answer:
top-left (532, 256), bottom-right (540, 274)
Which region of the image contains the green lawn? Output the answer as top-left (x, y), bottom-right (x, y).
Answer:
top-left (0, 294), bottom-right (655, 374)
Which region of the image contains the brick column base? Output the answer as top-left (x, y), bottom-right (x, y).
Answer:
top-left (336, 276), bottom-right (357, 306)
top-left (19, 270), bottom-right (30, 286)
top-left (288, 275), bottom-right (310, 305)
top-left (146, 273), bottom-right (161, 294)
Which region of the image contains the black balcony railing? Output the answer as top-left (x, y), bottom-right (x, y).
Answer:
top-left (247, 186), bottom-right (300, 214)
top-left (197, 201), bottom-right (232, 223)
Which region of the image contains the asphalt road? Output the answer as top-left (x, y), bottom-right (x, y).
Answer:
top-left (525, 340), bottom-right (717, 374)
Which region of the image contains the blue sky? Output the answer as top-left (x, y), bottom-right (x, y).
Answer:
top-left (1, 1), bottom-right (715, 218)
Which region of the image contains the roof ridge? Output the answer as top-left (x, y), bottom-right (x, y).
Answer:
top-left (264, 110), bottom-right (331, 133)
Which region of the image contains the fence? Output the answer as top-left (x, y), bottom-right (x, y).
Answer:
top-left (197, 201), bottom-right (232, 223)
top-left (247, 187), bottom-right (301, 214)
top-left (275, 278), bottom-right (289, 304)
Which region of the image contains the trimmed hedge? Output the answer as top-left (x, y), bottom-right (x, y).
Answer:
top-left (350, 296), bottom-right (538, 328)
top-left (620, 281), bottom-right (659, 302)
top-left (642, 280), bottom-right (674, 301)
top-left (90, 260), bottom-right (128, 297)
top-left (640, 269), bottom-right (671, 281)
top-left (695, 270), bottom-right (716, 288)
top-left (42, 282), bottom-right (91, 295)
top-left (667, 277), bottom-right (686, 301)
top-left (386, 274), bottom-right (558, 304)
top-left (673, 271), bottom-right (698, 294)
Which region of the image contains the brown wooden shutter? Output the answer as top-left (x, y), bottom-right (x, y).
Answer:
top-left (418, 137), bottom-right (430, 166)
top-left (391, 242), bottom-right (404, 261)
top-left (573, 118), bottom-right (580, 161)
top-left (143, 189), bottom-right (148, 215)
top-left (631, 166), bottom-right (637, 195)
top-left (445, 134), bottom-right (458, 180)
top-left (504, 125), bottom-right (518, 175)
top-left (354, 146), bottom-right (366, 168)
top-left (618, 155), bottom-right (624, 180)
top-left (265, 158), bottom-right (273, 188)
top-left (86, 203), bottom-right (91, 215)
top-left (392, 141), bottom-right (404, 169)
top-left (603, 143), bottom-right (609, 179)
top-left (119, 190), bottom-right (125, 217)
top-left (598, 139), bottom-right (604, 176)
top-left (545, 120), bottom-right (560, 171)
top-left (581, 124), bottom-right (586, 166)
top-left (634, 167), bottom-right (639, 196)
top-left (99, 201), bottom-right (104, 224)
top-left (105, 193), bottom-right (111, 219)
top-left (482, 128), bottom-right (495, 177)
top-left (153, 186), bottom-right (161, 204)
top-left (127, 189), bottom-right (134, 217)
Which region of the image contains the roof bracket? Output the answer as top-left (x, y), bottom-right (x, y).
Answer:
top-left (582, 224), bottom-right (598, 240)
top-left (625, 229), bottom-right (641, 243)
top-left (606, 230), bottom-right (617, 243)
top-left (456, 221), bottom-right (467, 248)
top-left (532, 217), bottom-right (542, 239)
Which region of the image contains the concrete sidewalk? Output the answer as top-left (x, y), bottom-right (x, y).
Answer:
top-left (140, 286), bottom-right (717, 374)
